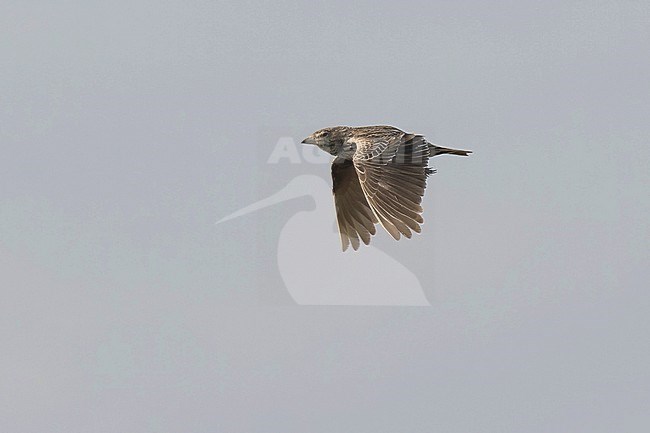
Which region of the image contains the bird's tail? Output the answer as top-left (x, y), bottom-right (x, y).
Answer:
top-left (430, 145), bottom-right (472, 157)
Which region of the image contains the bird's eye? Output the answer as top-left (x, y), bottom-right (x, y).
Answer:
top-left (321, 131), bottom-right (329, 137)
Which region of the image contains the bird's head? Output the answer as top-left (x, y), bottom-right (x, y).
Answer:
top-left (301, 126), bottom-right (351, 156)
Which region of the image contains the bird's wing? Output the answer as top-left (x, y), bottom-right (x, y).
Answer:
top-left (331, 157), bottom-right (379, 251)
top-left (351, 133), bottom-right (432, 240)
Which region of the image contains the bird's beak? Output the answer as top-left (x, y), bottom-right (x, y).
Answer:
top-left (301, 136), bottom-right (316, 145)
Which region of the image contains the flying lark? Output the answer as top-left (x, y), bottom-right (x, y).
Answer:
top-left (301, 125), bottom-right (471, 251)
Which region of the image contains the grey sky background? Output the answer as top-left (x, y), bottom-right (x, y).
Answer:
top-left (2, 1), bottom-right (649, 431)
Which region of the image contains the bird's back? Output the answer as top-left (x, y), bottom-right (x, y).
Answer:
top-left (349, 125), bottom-right (406, 140)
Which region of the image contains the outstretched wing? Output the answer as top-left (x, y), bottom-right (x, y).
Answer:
top-left (351, 133), bottom-right (433, 240)
top-left (331, 157), bottom-right (378, 251)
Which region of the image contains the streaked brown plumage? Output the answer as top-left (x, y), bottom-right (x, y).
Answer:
top-left (301, 125), bottom-right (471, 251)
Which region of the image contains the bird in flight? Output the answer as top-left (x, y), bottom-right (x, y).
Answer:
top-left (301, 125), bottom-right (471, 251)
